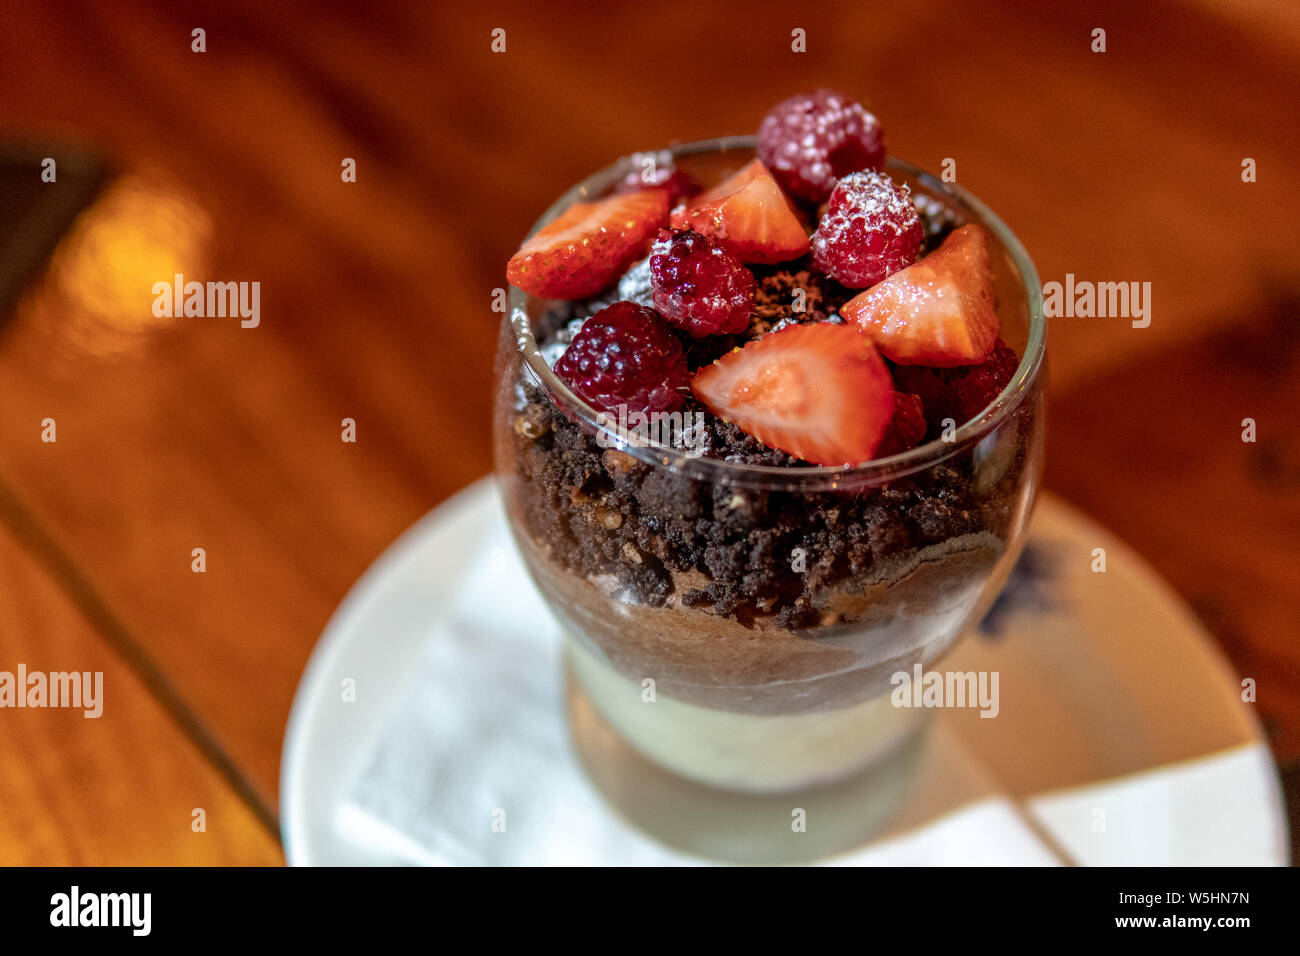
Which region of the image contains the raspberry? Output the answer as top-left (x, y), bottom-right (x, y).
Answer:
top-left (811, 170), bottom-right (923, 288)
top-left (892, 339), bottom-right (1020, 431)
top-left (554, 301), bottom-right (690, 414)
top-left (876, 391), bottom-right (927, 456)
top-left (616, 159), bottom-right (700, 206)
top-left (912, 193), bottom-right (961, 253)
top-left (757, 89), bottom-right (886, 203)
top-left (649, 229), bottom-right (755, 337)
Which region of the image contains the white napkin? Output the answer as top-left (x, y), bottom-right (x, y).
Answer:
top-left (1027, 743), bottom-right (1287, 866)
top-left (334, 523), bottom-right (1064, 865)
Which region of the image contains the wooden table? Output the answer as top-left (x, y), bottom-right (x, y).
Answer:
top-left (0, 0), bottom-right (1296, 864)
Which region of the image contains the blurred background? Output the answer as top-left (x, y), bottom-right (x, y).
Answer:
top-left (0, 0), bottom-right (1295, 864)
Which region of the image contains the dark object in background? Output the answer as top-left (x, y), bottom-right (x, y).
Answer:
top-left (0, 145), bottom-right (107, 324)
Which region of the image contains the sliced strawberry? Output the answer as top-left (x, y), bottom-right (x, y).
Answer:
top-left (670, 159), bottom-right (809, 265)
top-left (690, 322), bottom-right (894, 466)
top-left (507, 189), bottom-right (669, 299)
top-left (840, 224), bottom-right (999, 366)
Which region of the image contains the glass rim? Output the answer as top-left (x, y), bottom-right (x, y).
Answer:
top-left (508, 135), bottom-right (1045, 491)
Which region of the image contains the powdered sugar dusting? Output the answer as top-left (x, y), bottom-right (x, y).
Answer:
top-left (836, 171), bottom-right (916, 236)
top-left (810, 170), bottom-right (924, 288)
top-left (616, 255), bottom-right (655, 306)
top-left (541, 317), bottom-right (589, 368)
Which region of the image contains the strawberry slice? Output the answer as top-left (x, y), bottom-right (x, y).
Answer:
top-left (840, 224), bottom-right (999, 366)
top-left (690, 322), bottom-right (894, 465)
top-left (670, 159), bottom-right (809, 265)
top-left (507, 189), bottom-right (669, 299)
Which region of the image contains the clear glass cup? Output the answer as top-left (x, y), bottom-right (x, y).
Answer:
top-left (494, 137), bottom-right (1045, 862)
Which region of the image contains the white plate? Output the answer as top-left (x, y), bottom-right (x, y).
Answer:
top-left (281, 479), bottom-right (1288, 865)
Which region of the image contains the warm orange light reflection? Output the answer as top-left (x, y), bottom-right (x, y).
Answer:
top-left (23, 172), bottom-right (213, 359)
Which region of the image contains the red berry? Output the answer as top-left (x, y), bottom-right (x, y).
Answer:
top-left (811, 171), bottom-right (922, 288)
top-left (649, 229), bottom-right (755, 337)
top-left (875, 391), bottom-right (928, 456)
top-left (617, 166), bottom-right (699, 206)
top-left (670, 159), bottom-right (809, 264)
top-left (554, 302), bottom-right (689, 414)
top-left (690, 322), bottom-right (894, 466)
top-left (757, 89), bottom-right (886, 204)
top-left (842, 224), bottom-right (999, 366)
top-left (892, 338), bottom-right (1020, 430)
top-left (507, 190), bottom-right (668, 300)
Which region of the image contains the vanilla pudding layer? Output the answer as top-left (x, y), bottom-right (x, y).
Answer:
top-left (566, 633), bottom-right (927, 793)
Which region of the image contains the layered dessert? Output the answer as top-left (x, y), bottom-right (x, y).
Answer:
top-left (495, 90), bottom-right (1044, 793)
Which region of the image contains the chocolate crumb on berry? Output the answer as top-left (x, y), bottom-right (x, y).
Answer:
top-left (811, 170), bottom-right (924, 288)
top-left (554, 301), bottom-right (690, 413)
top-left (757, 89), bottom-right (886, 204)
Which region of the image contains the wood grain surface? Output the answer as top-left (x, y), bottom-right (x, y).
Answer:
top-left (0, 515), bottom-right (282, 864)
top-left (0, 0), bottom-right (1295, 863)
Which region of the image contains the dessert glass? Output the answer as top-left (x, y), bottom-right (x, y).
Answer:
top-left (494, 137), bottom-right (1045, 862)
